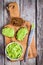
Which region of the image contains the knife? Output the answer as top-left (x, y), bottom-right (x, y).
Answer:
top-left (24, 23), bottom-right (35, 62)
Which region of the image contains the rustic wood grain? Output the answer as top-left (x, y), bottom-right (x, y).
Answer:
top-left (0, 0), bottom-right (4, 65)
top-left (0, 0), bottom-right (43, 65)
top-left (4, 0), bottom-right (36, 65)
top-left (1, 0), bottom-right (43, 65)
top-left (0, 0), bottom-right (38, 65)
top-left (37, 0), bottom-right (43, 65)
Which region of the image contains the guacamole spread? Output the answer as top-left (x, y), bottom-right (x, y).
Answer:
top-left (5, 42), bottom-right (23, 59)
top-left (16, 27), bottom-right (28, 41)
top-left (2, 27), bottom-right (14, 37)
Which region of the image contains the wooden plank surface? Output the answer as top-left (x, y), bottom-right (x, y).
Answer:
top-left (4, 0), bottom-right (36, 65)
top-left (0, 0), bottom-right (4, 65)
top-left (37, 0), bottom-right (43, 65)
top-left (0, 0), bottom-right (38, 65)
top-left (0, 0), bottom-right (43, 65)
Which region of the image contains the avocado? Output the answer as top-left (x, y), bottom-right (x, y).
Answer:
top-left (16, 27), bottom-right (28, 41)
top-left (5, 42), bottom-right (23, 59)
top-left (2, 27), bottom-right (14, 37)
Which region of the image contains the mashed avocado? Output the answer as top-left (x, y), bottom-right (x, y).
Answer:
top-left (2, 27), bottom-right (14, 37)
top-left (5, 42), bottom-right (23, 59)
top-left (16, 27), bottom-right (28, 41)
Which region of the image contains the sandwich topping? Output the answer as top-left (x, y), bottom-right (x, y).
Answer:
top-left (2, 27), bottom-right (14, 37)
top-left (16, 27), bottom-right (28, 41)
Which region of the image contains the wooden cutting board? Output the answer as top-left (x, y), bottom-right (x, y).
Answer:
top-left (5, 2), bottom-right (37, 60)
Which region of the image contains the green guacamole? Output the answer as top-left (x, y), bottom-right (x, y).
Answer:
top-left (5, 42), bottom-right (23, 59)
top-left (16, 27), bottom-right (28, 41)
top-left (2, 27), bottom-right (14, 37)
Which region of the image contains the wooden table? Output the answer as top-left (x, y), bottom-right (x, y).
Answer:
top-left (0, 0), bottom-right (43, 65)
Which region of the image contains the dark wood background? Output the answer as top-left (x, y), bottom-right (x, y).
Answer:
top-left (0, 0), bottom-right (43, 65)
